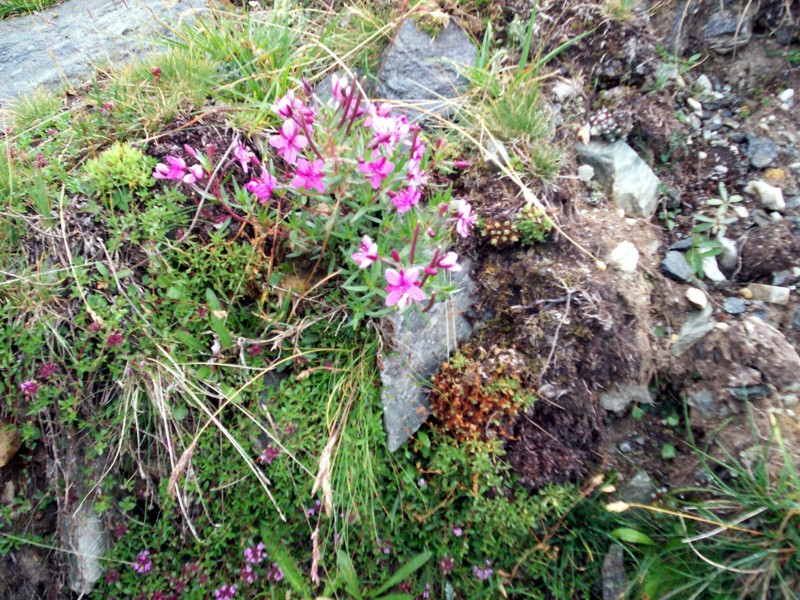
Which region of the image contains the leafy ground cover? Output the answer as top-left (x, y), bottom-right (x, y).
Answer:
top-left (1, 0), bottom-right (799, 598)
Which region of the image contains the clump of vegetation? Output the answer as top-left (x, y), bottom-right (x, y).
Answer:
top-left (81, 141), bottom-right (156, 197)
top-left (516, 203), bottom-right (554, 245)
top-left (480, 218), bottom-right (520, 247)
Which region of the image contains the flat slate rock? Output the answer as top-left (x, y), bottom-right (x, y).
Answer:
top-left (380, 264), bottom-right (477, 451)
top-left (0, 0), bottom-right (207, 106)
top-left (376, 18), bottom-right (476, 123)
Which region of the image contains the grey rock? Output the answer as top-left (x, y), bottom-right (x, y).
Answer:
top-left (602, 544), bottom-right (627, 600)
top-left (793, 305), bottom-right (800, 330)
top-left (723, 297), bottom-right (747, 315)
top-left (576, 141), bottom-right (661, 217)
top-left (747, 136), bottom-right (780, 169)
top-left (730, 385), bottom-right (772, 401)
top-left (483, 138), bottom-right (512, 173)
top-left (741, 317), bottom-right (800, 393)
top-left (747, 283), bottom-right (790, 305)
top-left (600, 383), bottom-right (653, 414)
top-left (381, 264), bottom-right (477, 451)
top-left (688, 389), bottom-right (716, 419)
top-left (619, 471), bottom-right (655, 504)
top-left (63, 504), bottom-right (108, 595)
top-left (704, 10), bottom-right (752, 54)
top-left (661, 251), bottom-right (694, 283)
top-left (669, 237), bottom-right (694, 251)
top-left (771, 267), bottom-right (800, 286)
top-left (0, 0), bottom-right (208, 106)
top-left (376, 19), bottom-right (477, 123)
top-left (787, 196), bottom-right (800, 210)
top-left (702, 256), bottom-right (727, 283)
top-left (671, 304), bottom-right (716, 357)
top-left (618, 441), bottom-right (633, 453)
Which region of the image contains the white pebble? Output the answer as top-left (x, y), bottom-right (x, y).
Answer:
top-left (685, 287), bottom-right (708, 308)
top-left (577, 164), bottom-right (595, 183)
top-left (744, 180), bottom-right (785, 211)
top-left (606, 242), bottom-right (639, 273)
top-left (686, 97), bottom-right (703, 115)
top-left (698, 151), bottom-right (708, 160)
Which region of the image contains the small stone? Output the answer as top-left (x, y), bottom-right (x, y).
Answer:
top-left (771, 267), bottom-right (800, 286)
top-left (483, 138), bottom-right (512, 173)
top-left (669, 237), bottom-right (695, 251)
top-left (704, 10), bottom-right (752, 54)
top-left (577, 164), bottom-right (595, 182)
top-left (732, 204), bottom-right (750, 219)
top-left (0, 423), bottom-right (22, 468)
top-left (702, 256), bottom-right (727, 283)
top-left (688, 389), bottom-right (715, 418)
top-left (747, 283), bottom-right (791, 305)
top-left (698, 151), bottom-right (708, 160)
top-left (685, 287), bottom-right (708, 308)
top-left (717, 236), bottom-right (738, 270)
top-left (744, 180), bottom-right (785, 212)
top-left (618, 441), bottom-right (633, 453)
top-left (739, 287), bottom-right (754, 299)
top-left (695, 74), bottom-right (713, 95)
top-left (672, 305), bottom-right (716, 357)
top-left (778, 88), bottom-right (795, 103)
top-left (730, 385), bottom-right (772, 401)
top-left (723, 297), bottom-right (747, 314)
top-left (714, 165), bottom-right (729, 175)
top-left (793, 305), bottom-right (800, 329)
top-left (619, 471), bottom-right (655, 504)
top-left (686, 97), bottom-right (703, 115)
top-left (602, 545), bottom-right (627, 600)
top-left (600, 383), bottom-right (653, 414)
top-left (607, 241), bottom-right (639, 273)
top-left (661, 251), bottom-right (695, 283)
top-left (747, 135), bottom-right (780, 169)
top-left (765, 168), bottom-right (785, 181)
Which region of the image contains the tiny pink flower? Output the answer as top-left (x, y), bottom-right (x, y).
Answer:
top-left (454, 200), bottom-right (476, 238)
top-left (19, 380), bottom-right (39, 397)
top-left (106, 332), bottom-right (124, 348)
top-left (407, 161), bottom-right (426, 188)
top-left (473, 560), bottom-right (493, 581)
top-left (182, 164), bottom-right (204, 185)
top-left (273, 89), bottom-right (298, 119)
top-left (233, 144), bottom-right (259, 174)
top-left (437, 252), bottom-right (461, 272)
top-left (258, 446), bottom-right (281, 465)
top-left (153, 156), bottom-right (187, 180)
top-left (351, 235), bottom-right (379, 268)
top-left (358, 156), bottom-right (395, 189)
top-left (331, 74), bottom-right (350, 105)
top-left (245, 170), bottom-right (278, 204)
top-left (384, 268), bottom-right (426, 309)
top-left (133, 550), bottom-right (152, 574)
top-left (267, 563), bottom-right (284, 582)
top-left (240, 565), bottom-right (258, 584)
top-left (38, 363), bottom-right (57, 379)
top-left (214, 584), bottom-right (238, 599)
top-left (391, 187), bottom-right (421, 214)
top-left (183, 144), bottom-right (198, 159)
top-left (290, 158), bottom-right (326, 192)
top-left (269, 119), bottom-right (308, 165)
top-left (451, 526), bottom-right (463, 537)
top-left (244, 542), bottom-right (267, 564)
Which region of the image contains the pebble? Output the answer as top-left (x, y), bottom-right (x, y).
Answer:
top-left (778, 88), bottom-right (795, 103)
top-left (747, 135), bottom-right (780, 169)
top-left (723, 297), bottom-right (747, 314)
top-left (739, 287), bottom-right (754, 299)
top-left (730, 385), bottom-right (772, 401)
top-left (607, 241), bottom-right (639, 273)
top-left (618, 441), bottom-right (633, 453)
top-left (686, 97), bottom-right (703, 115)
top-left (669, 237), bottom-right (695, 251)
top-left (577, 164), bottom-right (595, 182)
top-left (731, 204), bottom-right (749, 219)
top-left (744, 179), bottom-right (785, 211)
top-left (772, 268), bottom-right (800, 286)
top-left (714, 165), bottom-right (729, 175)
top-left (702, 256), bottom-right (727, 283)
top-left (661, 251), bottom-right (695, 283)
top-left (695, 74), bottom-right (713, 95)
top-left (717, 236), bottom-right (739, 270)
top-left (685, 287), bottom-right (708, 308)
top-left (765, 168), bottom-right (785, 181)
top-left (0, 424), bottom-right (22, 468)
top-left (747, 284), bottom-right (790, 305)
top-left (793, 305), bottom-right (800, 329)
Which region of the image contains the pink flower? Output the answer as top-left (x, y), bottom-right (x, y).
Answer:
top-left (269, 120), bottom-right (308, 165)
top-left (38, 363), bottom-right (57, 379)
top-left (244, 542), bottom-right (267, 564)
top-left (407, 160), bottom-right (426, 188)
top-left (133, 550), bottom-right (152, 574)
top-left (451, 525), bottom-right (463, 537)
top-left (245, 170), bottom-right (278, 204)
top-left (454, 200), bottom-right (476, 238)
top-left (290, 158), bottom-right (326, 192)
top-left (473, 560), bottom-right (493, 581)
top-left (384, 268), bottom-right (426, 309)
top-left (258, 446), bottom-right (281, 465)
top-left (240, 565), bottom-right (258, 584)
top-left (438, 252), bottom-right (461, 271)
top-left (358, 156), bottom-right (395, 189)
top-left (183, 164), bottom-right (204, 185)
top-left (266, 563), bottom-right (284, 582)
top-left (331, 74), bottom-right (350, 105)
top-left (351, 235), bottom-right (379, 268)
top-left (106, 332), bottom-right (124, 348)
top-left (233, 143), bottom-right (259, 174)
top-left (367, 111), bottom-right (409, 152)
top-left (273, 89), bottom-right (299, 119)
top-left (214, 584), bottom-right (238, 599)
top-left (391, 187), bottom-right (421, 214)
top-left (153, 156), bottom-right (187, 180)
top-left (19, 380), bottom-right (39, 397)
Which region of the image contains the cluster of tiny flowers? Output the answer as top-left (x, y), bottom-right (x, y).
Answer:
top-left (19, 379), bottom-right (39, 397)
top-left (133, 550), bottom-right (152, 574)
top-left (213, 583), bottom-right (238, 599)
top-left (244, 542), bottom-right (267, 564)
top-left (473, 559), bottom-right (493, 581)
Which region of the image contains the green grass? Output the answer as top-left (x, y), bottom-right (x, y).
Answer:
top-left (0, 0), bottom-right (62, 20)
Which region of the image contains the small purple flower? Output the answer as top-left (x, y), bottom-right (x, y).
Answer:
top-left (384, 268), bottom-right (426, 309)
top-left (454, 200), bottom-right (476, 238)
top-left (104, 568), bottom-right (119, 584)
top-left (153, 156), bottom-right (187, 181)
top-left (240, 564), bottom-right (258, 584)
top-left (437, 252), bottom-right (462, 272)
top-left (351, 235), bottom-right (379, 269)
top-left (233, 143), bottom-right (259, 174)
top-left (38, 363), bottom-right (57, 379)
top-left (214, 583), bottom-right (238, 599)
top-left (473, 560), bottom-right (493, 581)
top-left (245, 170), bottom-right (278, 204)
top-left (106, 332), bottom-right (124, 348)
top-left (305, 498), bottom-right (321, 518)
top-left (439, 556), bottom-right (454, 575)
top-left (19, 380), bottom-right (39, 397)
top-left (357, 156), bottom-right (395, 189)
top-left (451, 526), bottom-right (463, 537)
top-left (269, 119), bottom-right (308, 165)
top-left (422, 582), bottom-right (431, 599)
top-left (244, 541), bottom-right (267, 564)
top-left (258, 446), bottom-right (281, 465)
top-left (266, 562), bottom-right (284, 582)
top-left (182, 164), bottom-right (204, 185)
top-left (390, 186), bottom-right (421, 214)
top-left (133, 550), bottom-right (152, 574)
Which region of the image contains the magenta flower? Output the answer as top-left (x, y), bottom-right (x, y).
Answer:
top-left (38, 363), bottom-right (57, 379)
top-left (351, 235), bottom-right (379, 269)
top-left (245, 170), bottom-right (278, 204)
top-left (106, 332), bottom-right (124, 348)
top-left (240, 565), bottom-right (258, 584)
top-left (233, 143), bottom-right (259, 174)
top-left (384, 268), bottom-right (426, 309)
top-left (266, 563), bottom-right (284, 583)
top-left (437, 252), bottom-right (461, 272)
top-left (214, 584), bottom-right (238, 599)
top-left (407, 160), bottom-right (426, 188)
top-left (153, 156), bottom-right (187, 180)
top-left (358, 156), bottom-right (395, 189)
top-left (290, 158), bottom-right (326, 192)
top-left (269, 120), bottom-right (308, 165)
top-left (439, 556), bottom-right (455, 575)
top-left (473, 560), bottom-right (493, 581)
top-left (391, 187), bottom-right (421, 214)
top-left (451, 525), bottom-right (463, 537)
top-left (454, 200), bottom-right (476, 238)
top-left (183, 164), bottom-right (204, 185)
top-left (244, 542), bottom-right (267, 564)
top-left (19, 380), bottom-right (39, 397)
top-left (133, 550), bottom-right (152, 574)
top-left (259, 445), bottom-right (281, 465)
top-left (273, 89), bottom-right (298, 119)
top-left (331, 74), bottom-right (350, 105)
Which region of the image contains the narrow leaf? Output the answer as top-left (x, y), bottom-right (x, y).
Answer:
top-left (337, 550), bottom-right (363, 599)
top-left (259, 529), bottom-right (311, 598)
top-left (611, 527), bottom-right (657, 545)
top-left (371, 551), bottom-right (431, 597)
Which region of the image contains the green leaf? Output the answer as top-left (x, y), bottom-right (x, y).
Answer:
top-left (337, 550), bottom-right (363, 599)
top-left (96, 263), bottom-right (109, 278)
top-left (371, 551), bottom-right (431, 598)
top-left (210, 314), bottom-right (233, 348)
top-left (666, 413), bottom-right (680, 427)
top-left (166, 285), bottom-right (184, 300)
top-left (174, 331), bottom-right (204, 352)
top-left (631, 406), bottom-right (645, 420)
top-left (172, 404), bottom-right (188, 421)
top-left (611, 527), bottom-right (657, 545)
top-left (205, 288), bottom-right (223, 312)
top-left (259, 529), bottom-right (311, 598)
top-left (374, 596), bottom-right (414, 600)
top-left (662, 443), bottom-right (677, 459)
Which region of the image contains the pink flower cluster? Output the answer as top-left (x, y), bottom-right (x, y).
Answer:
top-left (153, 145), bottom-right (206, 185)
